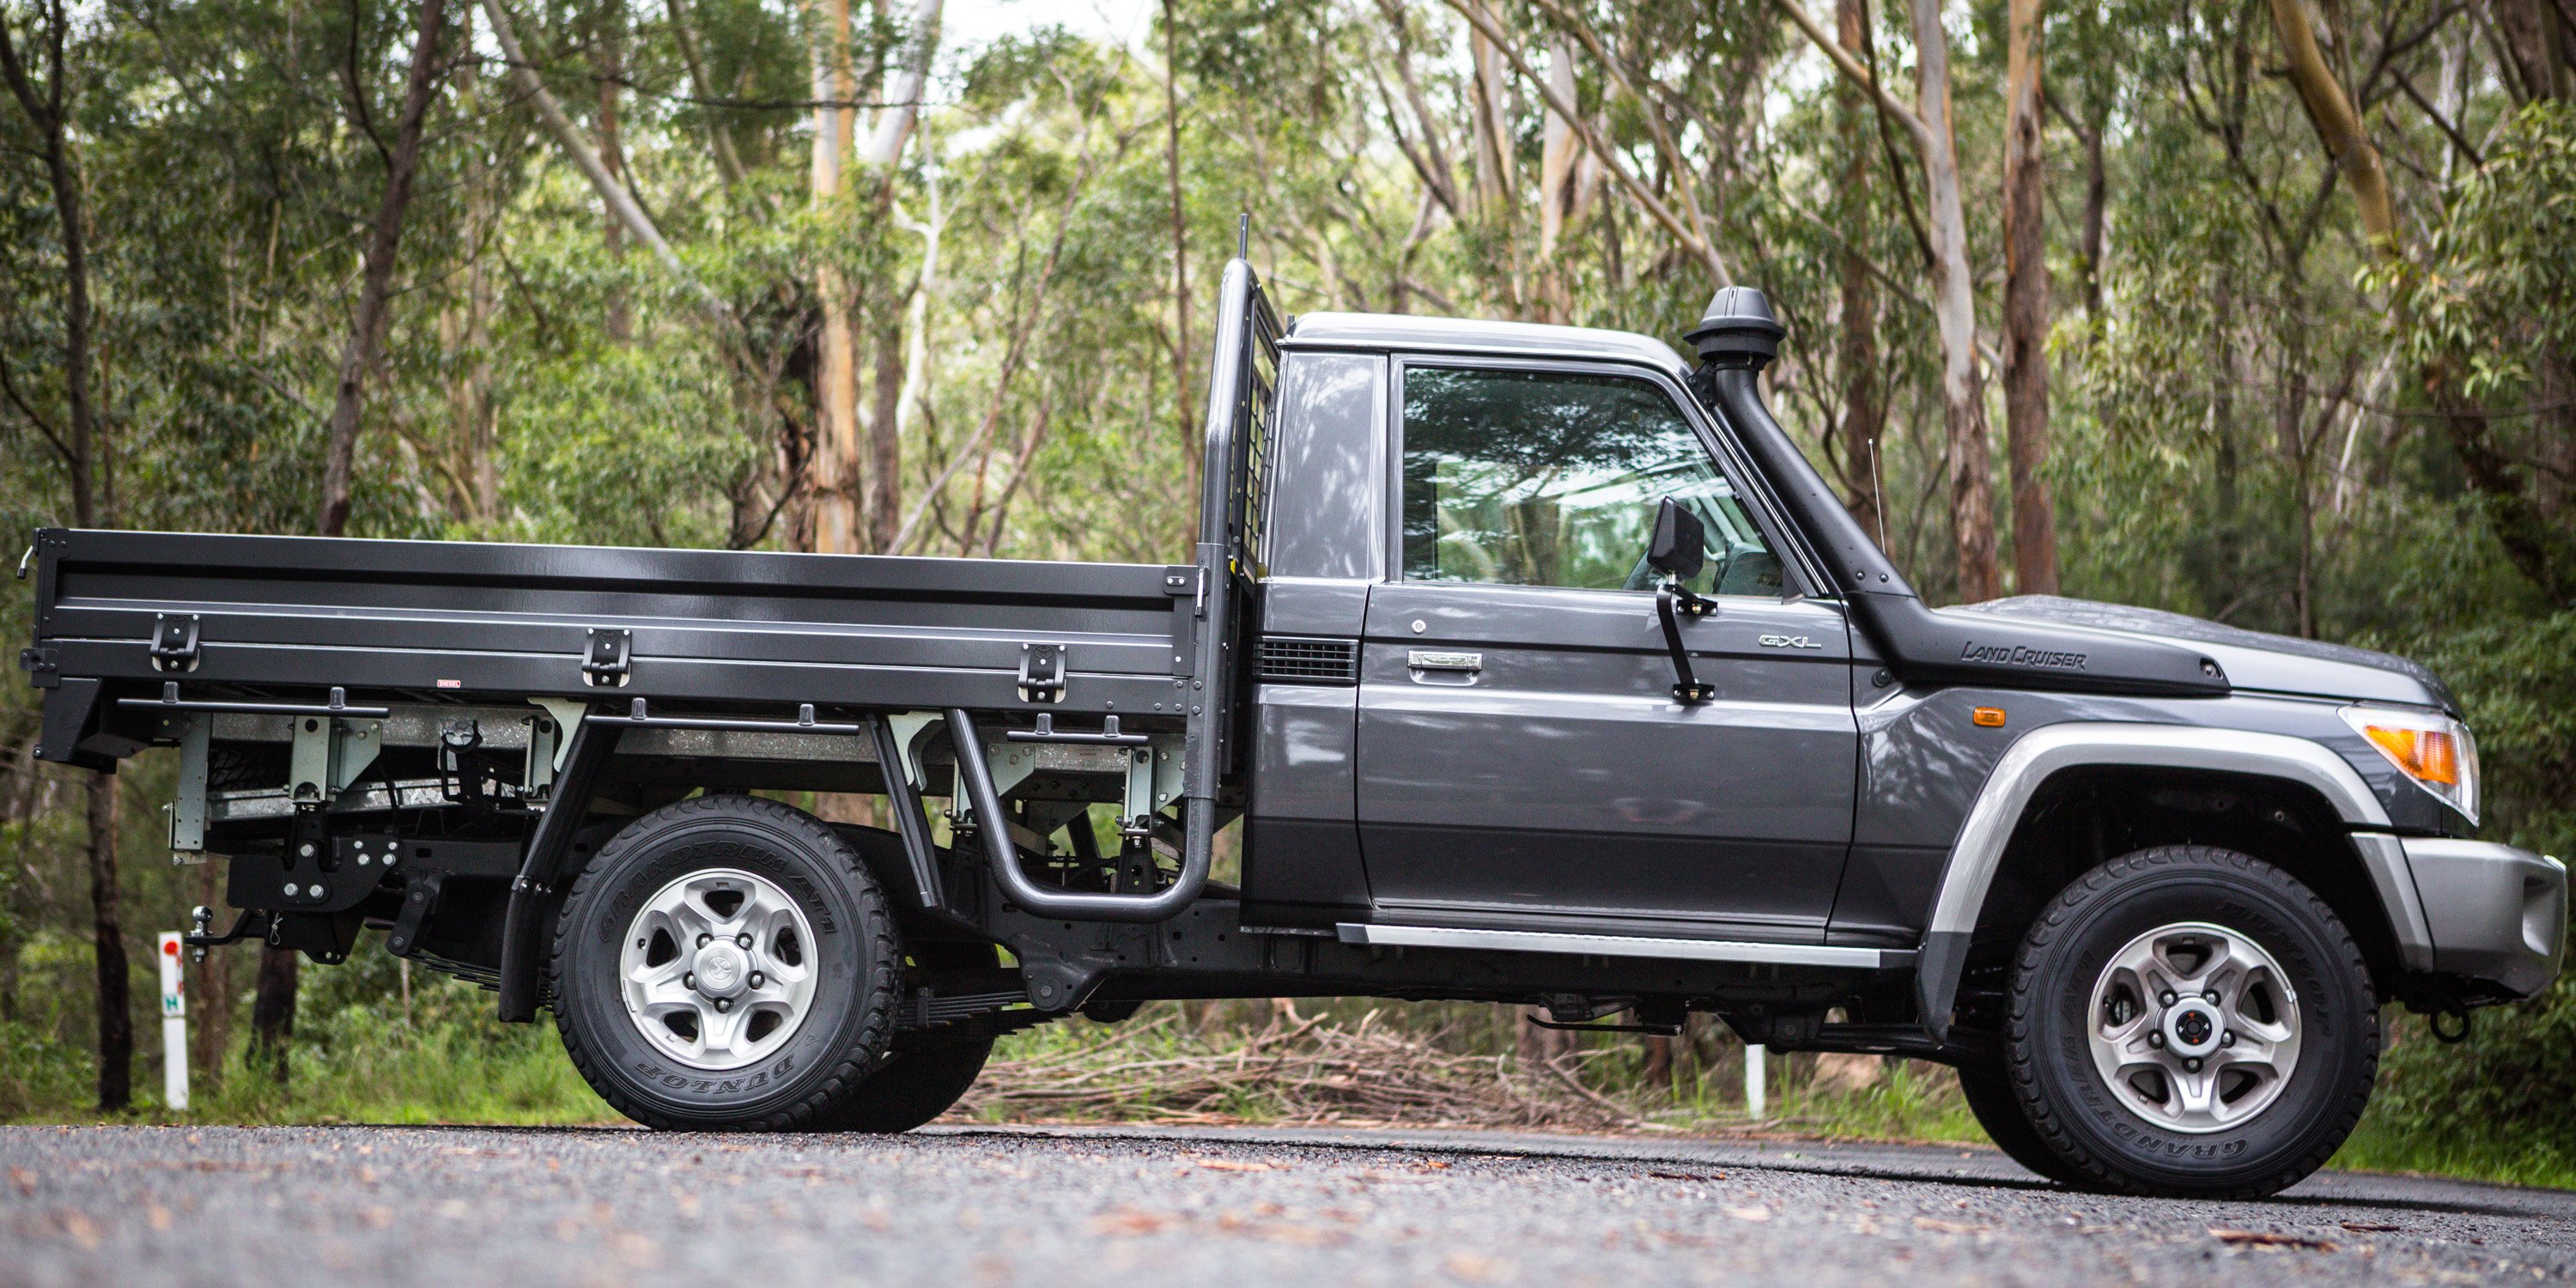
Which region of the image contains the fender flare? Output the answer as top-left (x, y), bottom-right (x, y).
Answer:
top-left (1913, 721), bottom-right (2431, 1041)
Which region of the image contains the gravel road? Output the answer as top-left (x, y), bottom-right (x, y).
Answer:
top-left (3, 1122), bottom-right (2568, 1287)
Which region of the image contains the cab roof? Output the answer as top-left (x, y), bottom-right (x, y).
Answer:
top-left (1281, 311), bottom-right (1693, 380)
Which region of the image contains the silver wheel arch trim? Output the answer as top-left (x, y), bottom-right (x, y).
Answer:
top-left (1913, 721), bottom-right (2432, 1042)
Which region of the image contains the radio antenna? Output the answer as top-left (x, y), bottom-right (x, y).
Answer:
top-left (1237, 212), bottom-right (1250, 259)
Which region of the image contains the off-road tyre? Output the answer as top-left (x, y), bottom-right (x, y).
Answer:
top-left (2003, 845), bottom-right (2378, 1199)
top-left (1955, 1060), bottom-right (2081, 1185)
top-left (550, 794), bottom-right (901, 1130)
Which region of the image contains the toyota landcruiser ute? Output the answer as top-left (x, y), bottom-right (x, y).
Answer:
top-left (21, 261), bottom-right (2563, 1196)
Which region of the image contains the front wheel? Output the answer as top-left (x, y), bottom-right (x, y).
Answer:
top-left (2003, 845), bottom-right (2379, 1198)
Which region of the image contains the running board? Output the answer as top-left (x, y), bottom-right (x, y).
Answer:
top-left (1334, 923), bottom-right (1915, 969)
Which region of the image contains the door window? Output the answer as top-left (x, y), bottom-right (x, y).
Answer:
top-left (1400, 366), bottom-right (1783, 596)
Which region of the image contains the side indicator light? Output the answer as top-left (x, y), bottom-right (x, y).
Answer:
top-left (1972, 708), bottom-right (2007, 727)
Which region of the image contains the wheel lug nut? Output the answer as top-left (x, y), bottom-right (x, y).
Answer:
top-left (2148, 1031), bottom-right (2165, 1048)
top-left (714, 997), bottom-right (732, 1013)
top-left (697, 933), bottom-right (713, 948)
top-left (2221, 1030), bottom-right (2236, 1047)
top-left (683, 972), bottom-right (696, 991)
top-left (737, 933), bottom-right (754, 949)
top-left (749, 972), bottom-right (765, 989)
top-left (2159, 991), bottom-right (2177, 1007)
top-left (2184, 1057), bottom-right (2202, 1072)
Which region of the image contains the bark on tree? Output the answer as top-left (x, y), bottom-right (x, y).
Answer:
top-left (810, 0), bottom-right (860, 555)
top-left (2493, 0), bottom-right (2572, 104)
top-left (1163, 0), bottom-right (1196, 497)
top-left (1465, 5), bottom-right (1515, 216)
top-left (318, 0), bottom-right (451, 539)
top-left (596, 0), bottom-right (631, 341)
top-left (2076, 108), bottom-right (2105, 320)
top-left (0, 0), bottom-right (131, 1113)
top-left (2267, 0), bottom-right (2397, 252)
top-left (84, 776), bottom-right (129, 1110)
top-left (1831, 0), bottom-right (1886, 544)
top-left (866, 319), bottom-right (905, 553)
top-left (2001, 0), bottom-right (2057, 595)
top-left (1910, 0), bottom-right (2001, 604)
top-left (1535, 33), bottom-right (1577, 319)
top-left (187, 860), bottom-right (232, 1094)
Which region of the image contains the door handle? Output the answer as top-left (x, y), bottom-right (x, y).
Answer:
top-left (1406, 649), bottom-right (1483, 672)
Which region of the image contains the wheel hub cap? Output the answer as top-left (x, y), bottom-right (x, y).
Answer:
top-left (693, 942), bottom-right (749, 998)
top-left (2163, 998), bottom-right (2222, 1058)
top-left (2086, 920), bottom-right (2302, 1134)
top-left (618, 868), bottom-right (818, 1072)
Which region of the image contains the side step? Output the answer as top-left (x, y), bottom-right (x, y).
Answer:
top-left (1334, 923), bottom-right (1915, 969)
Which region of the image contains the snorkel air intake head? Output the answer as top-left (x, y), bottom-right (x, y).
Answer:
top-left (1684, 286), bottom-right (1785, 369)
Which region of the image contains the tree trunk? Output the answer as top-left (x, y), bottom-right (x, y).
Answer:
top-left (187, 860), bottom-right (232, 1093)
top-left (2266, 0), bottom-right (2397, 252)
top-left (249, 945), bottom-right (296, 1082)
top-left (1535, 33), bottom-right (1578, 319)
top-left (318, 0), bottom-right (450, 538)
top-left (1163, 0), bottom-right (1196, 497)
top-left (867, 319), bottom-right (905, 553)
top-left (85, 775), bottom-right (131, 1111)
top-left (1831, 0), bottom-right (1886, 543)
top-left (2001, 0), bottom-right (2057, 595)
top-left (1911, 0), bottom-right (2000, 603)
top-left (1, 0), bottom-right (127, 1114)
top-left (596, 0), bottom-right (630, 341)
top-left (809, 0), bottom-right (860, 555)
top-left (1466, 9), bottom-right (1515, 216)
top-left (0, 3), bottom-right (95, 523)
top-left (2493, 0), bottom-right (2572, 104)
top-left (854, 0), bottom-right (941, 554)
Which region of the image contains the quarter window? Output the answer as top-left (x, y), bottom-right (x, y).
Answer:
top-left (1400, 366), bottom-right (1783, 595)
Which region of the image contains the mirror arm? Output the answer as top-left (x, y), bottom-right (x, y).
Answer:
top-left (1655, 578), bottom-right (1718, 704)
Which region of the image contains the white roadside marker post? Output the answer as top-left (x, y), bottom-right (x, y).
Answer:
top-left (1745, 1042), bottom-right (1766, 1121)
top-left (158, 933), bottom-right (189, 1112)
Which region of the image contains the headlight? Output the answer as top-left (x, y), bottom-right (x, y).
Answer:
top-left (2341, 705), bottom-right (2480, 824)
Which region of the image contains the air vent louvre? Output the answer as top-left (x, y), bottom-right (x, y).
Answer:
top-left (1257, 636), bottom-right (1358, 684)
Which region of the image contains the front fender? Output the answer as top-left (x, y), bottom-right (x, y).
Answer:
top-left (1913, 722), bottom-right (2427, 1041)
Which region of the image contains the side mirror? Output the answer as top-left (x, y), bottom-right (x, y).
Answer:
top-left (1647, 498), bottom-right (1706, 582)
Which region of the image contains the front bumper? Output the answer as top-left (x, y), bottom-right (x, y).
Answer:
top-left (2404, 838), bottom-right (2567, 999)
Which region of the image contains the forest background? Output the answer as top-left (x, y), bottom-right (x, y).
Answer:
top-left (2, 0), bottom-right (2572, 1182)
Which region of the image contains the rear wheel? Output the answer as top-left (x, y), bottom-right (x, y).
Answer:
top-left (551, 795), bottom-right (900, 1130)
top-left (811, 1037), bottom-right (994, 1132)
top-left (811, 941), bottom-right (999, 1133)
top-left (2003, 845), bottom-right (2378, 1198)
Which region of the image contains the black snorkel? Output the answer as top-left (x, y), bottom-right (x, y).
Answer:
top-left (1684, 288), bottom-right (2227, 697)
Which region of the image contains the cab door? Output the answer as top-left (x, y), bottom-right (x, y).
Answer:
top-left (1352, 360), bottom-right (1858, 943)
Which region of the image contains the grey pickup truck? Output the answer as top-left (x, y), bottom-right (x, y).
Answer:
top-left (21, 260), bottom-right (2562, 1197)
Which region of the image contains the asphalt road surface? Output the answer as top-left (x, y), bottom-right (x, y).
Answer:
top-left (3, 1122), bottom-right (2569, 1286)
